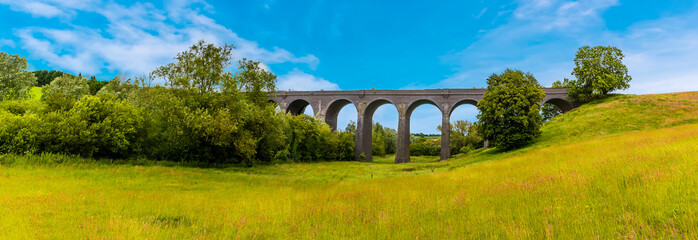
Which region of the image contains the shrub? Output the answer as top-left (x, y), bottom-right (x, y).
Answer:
top-left (410, 138), bottom-right (441, 156)
top-left (282, 114), bottom-right (354, 162)
top-left (0, 110), bottom-right (44, 154)
top-left (42, 74), bottom-right (89, 102)
top-left (44, 95), bottom-right (144, 158)
top-left (0, 99), bottom-right (44, 115)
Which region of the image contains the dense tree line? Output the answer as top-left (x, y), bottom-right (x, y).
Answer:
top-left (0, 44), bottom-right (631, 161)
top-left (340, 120), bottom-right (484, 157)
top-left (0, 42), bottom-right (353, 165)
top-left (32, 70), bottom-right (63, 87)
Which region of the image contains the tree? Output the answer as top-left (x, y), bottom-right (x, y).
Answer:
top-left (568, 46), bottom-right (631, 103)
top-left (86, 77), bottom-right (108, 95)
top-left (477, 69), bottom-right (545, 150)
top-left (42, 74), bottom-right (90, 101)
top-left (439, 120), bottom-right (483, 154)
top-left (0, 52), bottom-right (37, 100)
top-left (41, 74), bottom-right (90, 111)
top-left (234, 58), bottom-right (277, 107)
top-left (152, 40), bottom-right (235, 94)
top-left (97, 75), bottom-right (142, 100)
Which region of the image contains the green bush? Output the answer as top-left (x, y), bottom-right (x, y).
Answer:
top-left (371, 123), bottom-right (396, 156)
top-left (0, 99), bottom-right (44, 115)
top-left (283, 114), bottom-right (354, 162)
top-left (0, 110), bottom-right (44, 154)
top-left (410, 138), bottom-right (441, 156)
top-left (42, 95), bottom-right (144, 158)
top-left (42, 74), bottom-right (89, 102)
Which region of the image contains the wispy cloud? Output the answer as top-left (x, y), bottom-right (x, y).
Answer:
top-left (3, 0), bottom-right (323, 78)
top-left (277, 69), bottom-right (339, 91)
top-left (435, 0), bottom-right (698, 94)
top-left (0, 38), bottom-right (14, 48)
top-left (0, 0), bottom-right (100, 18)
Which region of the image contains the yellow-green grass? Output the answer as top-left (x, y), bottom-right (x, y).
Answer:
top-left (538, 91), bottom-right (698, 147)
top-left (0, 92), bottom-right (697, 239)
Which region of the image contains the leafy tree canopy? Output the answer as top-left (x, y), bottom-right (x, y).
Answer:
top-left (42, 74), bottom-right (90, 101)
top-left (568, 45), bottom-right (631, 103)
top-left (438, 120), bottom-right (483, 154)
top-left (33, 70), bottom-right (65, 86)
top-left (0, 52), bottom-right (37, 100)
top-left (477, 69), bottom-right (545, 150)
top-left (152, 40), bottom-right (235, 95)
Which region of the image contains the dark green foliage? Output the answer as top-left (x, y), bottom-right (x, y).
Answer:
top-left (371, 123), bottom-right (397, 156)
top-left (32, 70), bottom-right (65, 86)
top-left (0, 110), bottom-right (44, 154)
top-left (0, 95), bottom-right (143, 158)
top-left (410, 138), bottom-right (441, 156)
top-left (44, 95), bottom-right (144, 158)
top-left (477, 69), bottom-right (545, 150)
top-left (86, 78), bottom-right (108, 95)
top-left (283, 114), bottom-right (354, 162)
top-left (0, 41), bottom-right (356, 165)
top-left (567, 46), bottom-right (631, 103)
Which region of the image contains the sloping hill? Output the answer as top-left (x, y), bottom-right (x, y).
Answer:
top-left (0, 92), bottom-right (697, 239)
top-left (538, 91), bottom-right (698, 146)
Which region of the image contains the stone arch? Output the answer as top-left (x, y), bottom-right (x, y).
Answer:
top-left (544, 98), bottom-right (574, 113)
top-left (363, 99), bottom-right (395, 118)
top-left (324, 98), bottom-right (353, 131)
top-left (449, 99), bottom-right (479, 117)
top-left (286, 99), bottom-right (313, 115)
top-left (355, 99), bottom-right (397, 162)
top-left (406, 99), bottom-right (441, 118)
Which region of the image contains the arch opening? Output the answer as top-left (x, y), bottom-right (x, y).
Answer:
top-left (287, 99), bottom-right (312, 116)
top-left (544, 98), bottom-right (574, 113)
top-left (448, 100), bottom-right (483, 157)
top-left (325, 99), bottom-right (355, 131)
top-left (406, 100), bottom-right (443, 159)
top-left (449, 99), bottom-right (479, 117)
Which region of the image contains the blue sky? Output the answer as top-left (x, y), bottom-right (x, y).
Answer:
top-left (1, 0), bottom-right (698, 133)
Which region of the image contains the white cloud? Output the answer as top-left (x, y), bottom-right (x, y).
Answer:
top-left (277, 69), bottom-right (339, 91)
top-left (4, 0), bottom-right (320, 78)
top-left (616, 12), bottom-right (698, 94)
top-left (0, 0), bottom-right (101, 18)
top-left (435, 0), bottom-right (698, 94)
top-left (0, 38), bottom-right (14, 48)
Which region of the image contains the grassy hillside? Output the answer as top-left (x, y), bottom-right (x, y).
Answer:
top-left (1, 92), bottom-right (697, 239)
top-left (538, 91), bottom-right (698, 146)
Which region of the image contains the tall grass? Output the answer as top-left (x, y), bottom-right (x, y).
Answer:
top-left (0, 92), bottom-right (697, 239)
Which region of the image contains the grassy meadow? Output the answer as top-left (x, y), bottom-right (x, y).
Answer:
top-left (1, 91), bottom-right (697, 239)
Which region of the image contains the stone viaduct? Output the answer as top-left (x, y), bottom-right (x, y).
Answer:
top-left (270, 88), bottom-right (575, 164)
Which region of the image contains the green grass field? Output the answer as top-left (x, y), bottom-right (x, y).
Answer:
top-left (1, 92), bottom-right (697, 239)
